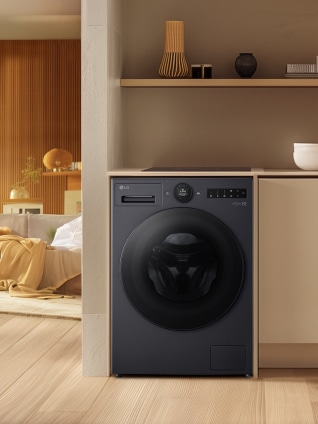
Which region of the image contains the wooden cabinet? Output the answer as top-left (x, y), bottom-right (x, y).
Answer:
top-left (259, 178), bottom-right (318, 343)
top-left (42, 171), bottom-right (82, 190)
top-left (2, 199), bottom-right (43, 214)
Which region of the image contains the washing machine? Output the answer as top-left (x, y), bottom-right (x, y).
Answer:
top-left (111, 176), bottom-right (253, 376)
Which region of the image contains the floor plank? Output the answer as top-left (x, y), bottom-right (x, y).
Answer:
top-left (0, 314), bottom-right (13, 327)
top-left (0, 315), bottom-right (44, 355)
top-left (0, 318), bottom-right (80, 424)
top-left (311, 402), bottom-right (318, 423)
top-left (31, 371), bottom-right (108, 420)
top-left (264, 379), bottom-right (314, 423)
top-left (1, 314), bottom-right (318, 424)
top-left (78, 376), bottom-right (266, 424)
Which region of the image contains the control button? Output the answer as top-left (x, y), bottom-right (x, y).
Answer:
top-left (207, 188), bottom-right (247, 199)
top-left (207, 189), bottom-right (219, 198)
top-left (174, 183), bottom-right (193, 203)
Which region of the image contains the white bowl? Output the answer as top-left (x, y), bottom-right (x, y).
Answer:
top-left (293, 150), bottom-right (318, 170)
top-left (294, 143), bottom-right (318, 151)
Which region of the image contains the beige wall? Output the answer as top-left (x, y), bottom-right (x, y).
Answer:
top-left (122, 88), bottom-right (318, 169)
top-left (0, 2), bottom-right (80, 40)
top-left (123, 0), bottom-right (318, 79)
top-left (119, 0), bottom-right (318, 170)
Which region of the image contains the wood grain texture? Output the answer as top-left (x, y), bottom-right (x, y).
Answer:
top-left (1, 314), bottom-right (318, 423)
top-left (0, 40), bottom-right (81, 214)
top-left (120, 78), bottom-right (318, 88)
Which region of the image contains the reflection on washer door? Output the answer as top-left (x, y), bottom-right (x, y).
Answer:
top-left (120, 208), bottom-right (244, 330)
top-left (148, 233), bottom-right (217, 302)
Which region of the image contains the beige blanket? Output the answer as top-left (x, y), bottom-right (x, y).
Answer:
top-left (0, 235), bottom-right (80, 298)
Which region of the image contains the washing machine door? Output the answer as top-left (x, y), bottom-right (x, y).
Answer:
top-left (120, 208), bottom-right (245, 330)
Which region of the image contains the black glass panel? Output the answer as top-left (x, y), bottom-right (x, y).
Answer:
top-left (121, 208), bottom-right (244, 330)
top-left (148, 233), bottom-right (217, 302)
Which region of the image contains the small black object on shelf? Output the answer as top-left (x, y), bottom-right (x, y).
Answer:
top-left (235, 53), bottom-right (257, 78)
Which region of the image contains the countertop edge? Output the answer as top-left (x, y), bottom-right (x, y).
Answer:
top-left (107, 168), bottom-right (318, 177)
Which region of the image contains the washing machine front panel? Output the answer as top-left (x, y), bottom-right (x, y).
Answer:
top-left (111, 177), bottom-right (253, 376)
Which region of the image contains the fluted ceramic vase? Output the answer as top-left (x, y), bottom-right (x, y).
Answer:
top-left (159, 21), bottom-right (189, 78)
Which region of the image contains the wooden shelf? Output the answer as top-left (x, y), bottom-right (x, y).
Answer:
top-left (121, 78), bottom-right (318, 88)
top-left (43, 171), bottom-right (81, 190)
top-left (3, 198), bottom-right (43, 204)
top-left (43, 171), bottom-right (81, 177)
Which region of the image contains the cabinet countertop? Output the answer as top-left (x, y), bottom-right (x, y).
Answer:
top-left (107, 168), bottom-right (318, 177)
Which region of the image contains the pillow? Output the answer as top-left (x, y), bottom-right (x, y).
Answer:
top-left (28, 214), bottom-right (78, 243)
top-left (51, 216), bottom-right (82, 248)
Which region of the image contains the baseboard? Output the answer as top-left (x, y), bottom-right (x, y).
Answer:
top-left (259, 343), bottom-right (318, 368)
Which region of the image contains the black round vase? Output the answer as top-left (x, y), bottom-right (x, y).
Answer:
top-left (235, 53), bottom-right (257, 78)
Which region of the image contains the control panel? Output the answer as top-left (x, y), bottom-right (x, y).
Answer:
top-left (207, 188), bottom-right (247, 199)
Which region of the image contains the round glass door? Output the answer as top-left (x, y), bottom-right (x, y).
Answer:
top-left (120, 208), bottom-right (244, 330)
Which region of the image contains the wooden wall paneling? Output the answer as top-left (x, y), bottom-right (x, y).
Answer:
top-left (0, 40), bottom-right (81, 215)
top-left (42, 175), bottom-right (68, 215)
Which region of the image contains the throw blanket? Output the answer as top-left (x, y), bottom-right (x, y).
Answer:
top-left (0, 235), bottom-right (77, 298)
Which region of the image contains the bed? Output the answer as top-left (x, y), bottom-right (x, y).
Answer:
top-left (0, 214), bottom-right (81, 297)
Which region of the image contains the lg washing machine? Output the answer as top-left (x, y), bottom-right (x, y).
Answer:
top-left (111, 176), bottom-right (253, 376)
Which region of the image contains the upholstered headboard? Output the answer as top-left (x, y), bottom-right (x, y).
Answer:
top-left (0, 214), bottom-right (78, 243)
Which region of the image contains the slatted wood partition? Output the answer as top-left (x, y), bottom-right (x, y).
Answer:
top-left (0, 40), bottom-right (81, 215)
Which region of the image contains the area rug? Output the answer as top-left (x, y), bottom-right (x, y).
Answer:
top-left (0, 292), bottom-right (81, 320)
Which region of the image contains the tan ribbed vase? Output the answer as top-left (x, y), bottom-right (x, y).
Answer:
top-left (159, 21), bottom-right (189, 78)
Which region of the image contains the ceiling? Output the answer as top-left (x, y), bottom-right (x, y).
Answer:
top-left (0, 0), bottom-right (81, 39)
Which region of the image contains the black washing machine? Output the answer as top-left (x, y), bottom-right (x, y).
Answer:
top-left (111, 177), bottom-right (253, 376)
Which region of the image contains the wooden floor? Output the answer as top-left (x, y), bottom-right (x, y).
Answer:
top-left (1, 314), bottom-right (318, 424)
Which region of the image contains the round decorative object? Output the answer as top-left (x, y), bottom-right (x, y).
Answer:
top-left (159, 21), bottom-right (189, 78)
top-left (235, 53), bottom-right (257, 78)
top-left (43, 148), bottom-right (73, 171)
top-left (10, 187), bottom-right (29, 199)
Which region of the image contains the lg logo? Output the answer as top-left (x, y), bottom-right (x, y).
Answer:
top-left (119, 185), bottom-right (130, 190)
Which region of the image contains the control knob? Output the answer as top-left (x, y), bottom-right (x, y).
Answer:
top-left (174, 183), bottom-right (193, 203)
